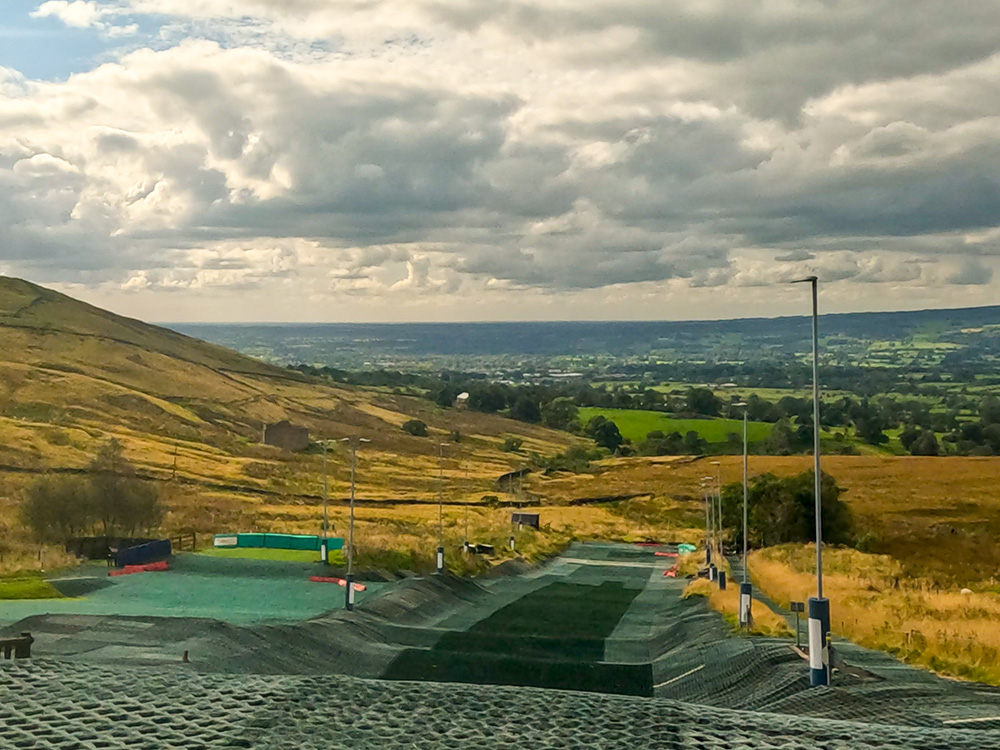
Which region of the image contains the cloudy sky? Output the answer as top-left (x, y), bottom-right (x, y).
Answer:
top-left (2, 1), bottom-right (1000, 322)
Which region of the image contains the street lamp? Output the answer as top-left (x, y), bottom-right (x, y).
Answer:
top-left (437, 442), bottom-right (446, 574)
top-left (320, 440), bottom-right (332, 559)
top-left (341, 436), bottom-right (370, 610)
top-left (703, 479), bottom-right (712, 566)
top-left (792, 275), bottom-right (829, 686)
top-left (701, 476), bottom-right (716, 580)
top-left (709, 460), bottom-right (722, 555)
top-left (732, 402), bottom-right (752, 628)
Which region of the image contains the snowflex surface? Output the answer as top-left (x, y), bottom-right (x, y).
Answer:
top-left (2, 543), bottom-right (999, 749)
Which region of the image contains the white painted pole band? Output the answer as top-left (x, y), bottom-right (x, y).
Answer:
top-left (808, 618), bottom-right (823, 670)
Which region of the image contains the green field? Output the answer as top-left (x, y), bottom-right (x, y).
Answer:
top-left (197, 547), bottom-right (345, 564)
top-left (578, 408), bottom-right (774, 444)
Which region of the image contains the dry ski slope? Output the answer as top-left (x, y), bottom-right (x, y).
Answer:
top-left (2, 543), bottom-right (1000, 749)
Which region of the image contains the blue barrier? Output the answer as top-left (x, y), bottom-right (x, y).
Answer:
top-left (115, 538), bottom-right (172, 568)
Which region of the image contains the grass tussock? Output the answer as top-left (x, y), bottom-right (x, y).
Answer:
top-left (749, 544), bottom-right (1000, 685)
top-left (682, 577), bottom-right (792, 637)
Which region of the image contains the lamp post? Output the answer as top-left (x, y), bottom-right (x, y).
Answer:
top-left (437, 442), bottom-right (446, 574)
top-left (793, 275), bottom-right (829, 686)
top-left (732, 402), bottom-right (752, 627)
top-left (703, 481), bottom-right (712, 566)
top-left (701, 477), bottom-right (716, 580)
top-left (321, 441), bottom-right (331, 562)
top-left (341, 436), bottom-right (370, 610)
top-left (709, 460), bottom-right (722, 554)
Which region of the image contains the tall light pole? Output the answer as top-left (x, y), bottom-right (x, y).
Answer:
top-left (703, 480), bottom-right (712, 566)
top-left (701, 476), bottom-right (716, 579)
top-left (321, 441), bottom-right (330, 561)
top-left (793, 275), bottom-right (829, 686)
top-left (341, 436), bottom-right (370, 610)
top-left (437, 442), bottom-right (446, 574)
top-left (732, 402), bottom-right (752, 628)
top-left (709, 461), bottom-right (722, 554)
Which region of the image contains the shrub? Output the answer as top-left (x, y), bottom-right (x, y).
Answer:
top-left (401, 419), bottom-right (428, 437)
top-left (501, 435), bottom-right (524, 452)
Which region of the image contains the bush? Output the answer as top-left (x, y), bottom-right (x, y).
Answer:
top-left (501, 435), bottom-right (524, 452)
top-left (448, 429), bottom-right (462, 442)
top-left (401, 419), bottom-right (428, 437)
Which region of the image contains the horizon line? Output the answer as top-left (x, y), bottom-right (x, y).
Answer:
top-left (156, 300), bottom-right (1000, 327)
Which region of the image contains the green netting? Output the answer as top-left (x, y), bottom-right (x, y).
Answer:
top-left (383, 580), bottom-right (651, 695)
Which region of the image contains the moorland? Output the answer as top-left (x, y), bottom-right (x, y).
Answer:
top-left (2, 276), bottom-right (1000, 684)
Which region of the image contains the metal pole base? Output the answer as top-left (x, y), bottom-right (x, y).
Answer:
top-left (345, 573), bottom-right (355, 611)
top-left (706, 545), bottom-right (712, 566)
top-left (436, 546), bottom-right (444, 574)
top-left (718, 570), bottom-right (726, 590)
top-left (739, 582), bottom-right (752, 627)
top-left (808, 597), bottom-right (831, 686)
top-left (320, 538), bottom-right (328, 564)
top-left (708, 563), bottom-right (717, 582)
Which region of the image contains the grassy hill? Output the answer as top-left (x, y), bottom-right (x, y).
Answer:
top-left (0, 277), bottom-right (603, 574)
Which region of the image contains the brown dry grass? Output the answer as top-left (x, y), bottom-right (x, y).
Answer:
top-left (749, 545), bottom-right (1000, 685)
top-left (682, 577), bottom-right (792, 637)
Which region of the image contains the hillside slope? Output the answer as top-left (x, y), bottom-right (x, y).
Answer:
top-left (0, 277), bottom-right (579, 556)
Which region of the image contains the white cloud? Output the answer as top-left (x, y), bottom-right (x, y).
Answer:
top-left (32, 1), bottom-right (107, 29)
top-left (5, 1), bottom-right (1000, 320)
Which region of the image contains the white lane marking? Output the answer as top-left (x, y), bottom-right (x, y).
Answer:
top-left (942, 716), bottom-right (1000, 725)
top-left (654, 664), bottom-right (705, 689)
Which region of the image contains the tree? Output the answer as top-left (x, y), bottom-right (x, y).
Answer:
top-left (402, 419), bottom-right (428, 437)
top-left (510, 397), bottom-right (541, 423)
top-left (909, 430), bottom-right (939, 456)
top-left (981, 396), bottom-right (1000, 425)
top-left (467, 384), bottom-right (508, 413)
top-left (540, 397), bottom-right (581, 432)
top-left (682, 430), bottom-right (707, 455)
top-left (22, 439), bottom-right (163, 543)
top-left (855, 416), bottom-right (888, 445)
top-left (584, 415), bottom-right (624, 452)
top-left (720, 470), bottom-right (853, 549)
top-left (684, 388), bottom-right (721, 416)
top-left (21, 474), bottom-right (93, 543)
top-left (899, 424), bottom-right (921, 451)
top-left (89, 439), bottom-right (163, 537)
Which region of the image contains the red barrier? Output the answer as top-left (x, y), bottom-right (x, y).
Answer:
top-left (308, 576), bottom-right (366, 591)
top-left (109, 561), bottom-right (169, 577)
top-left (654, 551), bottom-right (678, 558)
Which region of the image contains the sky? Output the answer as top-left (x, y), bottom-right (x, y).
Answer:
top-left (2, 1), bottom-right (1000, 323)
